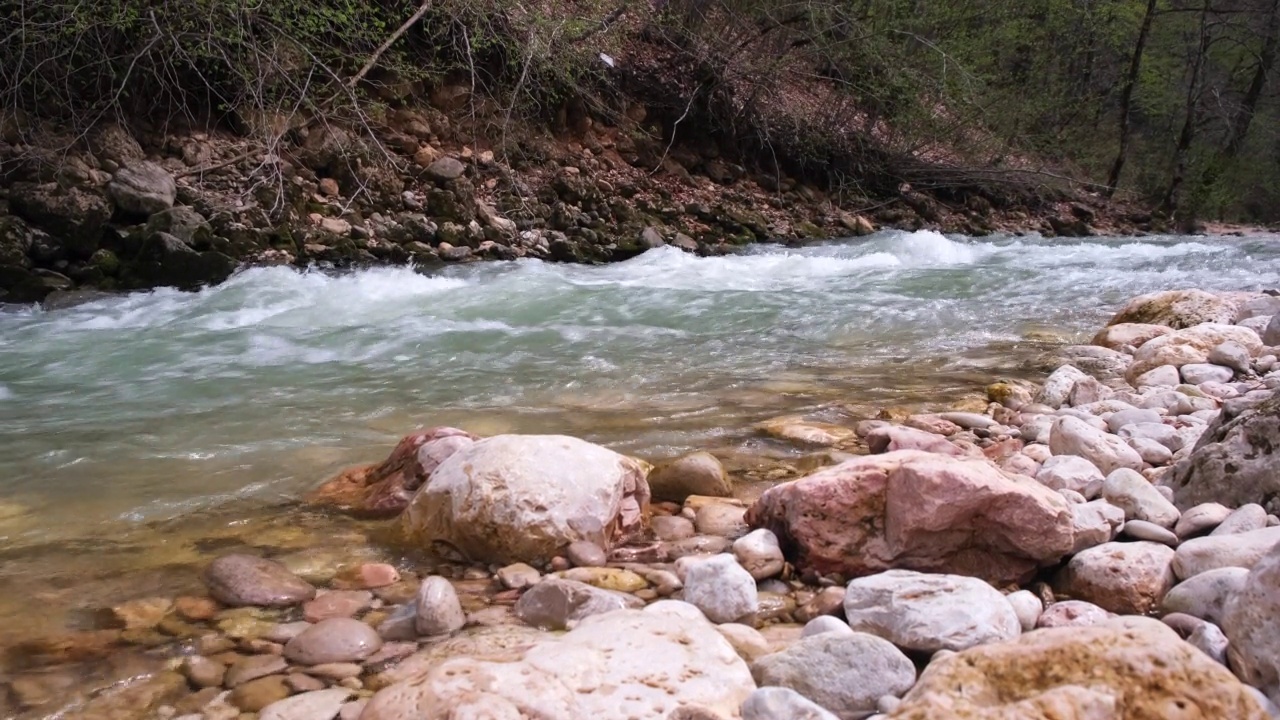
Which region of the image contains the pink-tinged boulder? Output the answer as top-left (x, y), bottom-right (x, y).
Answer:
top-left (1107, 289), bottom-right (1239, 329)
top-left (1092, 323), bottom-right (1172, 351)
top-left (401, 435), bottom-right (651, 565)
top-left (866, 426), bottom-right (965, 457)
top-left (306, 427), bottom-right (478, 516)
top-left (1125, 324), bottom-right (1262, 383)
top-left (744, 450), bottom-right (1075, 586)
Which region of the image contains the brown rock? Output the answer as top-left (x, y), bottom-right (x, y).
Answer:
top-left (648, 452), bottom-right (732, 503)
top-left (333, 563), bottom-right (401, 590)
top-left (865, 426), bottom-right (965, 456)
top-left (181, 655), bottom-right (227, 688)
top-left (110, 597), bottom-right (173, 630)
top-left (204, 554), bottom-right (316, 608)
top-left (1053, 541), bottom-right (1176, 615)
top-left (745, 450), bottom-right (1074, 585)
top-left (174, 595), bottom-right (221, 621)
top-left (306, 427), bottom-right (478, 516)
top-left (891, 617), bottom-right (1267, 719)
top-left (224, 653), bottom-right (288, 687)
top-left (303, 590), bottom-right (373, 622)
top-left (229, 675), bottom-right (292, 712)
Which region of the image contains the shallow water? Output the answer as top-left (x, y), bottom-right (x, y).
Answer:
top-left (0, 230), bottom-right (1278, 653)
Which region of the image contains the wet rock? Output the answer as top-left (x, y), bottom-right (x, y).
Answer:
top-left (180, 656), bottom-right (226, 688)
top-left (229, 675), bottom-right (292, 712)
top-left (303, 590), bottom-right (372, 622)
top-left (1092, 323), bottom-right (1173, 350)
top-left (130, 232), bottom-right (237, 290)
top-left (332, 563), bottom-right (401, 590)
top-left (757, 417), bottom-right (855, 446)
top-left (649, 452), bottom-right (731, 502)
top-left (414, 576), bottom-right (465, 636)
top-left (108, 161), bottom-right (177, 215)
top-left (259, 688), bottom-right (352, 720)
top-left (653, 515), bottom-right (696, 541)
top-left (566, 540), bottom-right (607, 568)
top-left (362, 609), bottom-right (754, 720)
top-left (745, 451), bottom-right (1074, 586)
top-left (1224, 540), bottom-right (1280, 704)
top-left (225, 654), bottom-right (289, 687)
top-left (1037, 600), bottom-right (1112, 628)
top-left (1102, 468), bottom-right (1181, 528)
top-left (1036, 454), bottom-right (1105, 497)
top-left (843, 570), bottom-right (1020, 652)
top-left (741, 686), bottom-right (839, 720)
top-left (513, 577), bottom-right (640, 630)
top-left (865, 425), bottom-right (964, 456)
top-left (1173, 526), bottom-right (1280, 579)
top-left (1053, 541), bottom-right (1175, 615)
top-left (1006, 590), bottom-right (1043, 631)
top-left (1108, 289), bottom-right (1239, 329)
top-left (308, 427), bottom-right (478, 516)
top-left (284, 618), bottom-right (382, 665)
top-left (891, 616), bottom-right (1267, 719)
top-left (750, 632), bottom-right (915, 718)
top-left (401, 434), bottom-right (651, 565)
top-left (204, 554), bottom-right (316, 608)
top-left (1050, 416), bottom-right (1144, 475)
top-left (10, 184), bottom-right (112, 258)
top-left (496, 563), bottom-right (541, 590)
top-left (110, 597), bottom-right (173, 630)
top-left (682, 553), bottom-right (759, 624)
top-left (733, 529), bottom-right (785, 580)
top-left (1162, 566), bottom-right (1249, 624)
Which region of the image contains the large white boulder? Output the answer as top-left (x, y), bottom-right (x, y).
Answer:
top-left (842, 570), bottom-right (1021, 652)
top-left (401, 435), bottom-right (651, 564)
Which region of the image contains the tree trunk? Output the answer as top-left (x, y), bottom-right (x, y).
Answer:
top-left (1104, 0), bottom-right (1160, 197)
top-left (1224, 0), bottom-right (1280, 159)
top-left (1161, 1), bottom-right (1213, 222)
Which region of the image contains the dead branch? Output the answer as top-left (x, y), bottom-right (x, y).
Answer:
top-left (348, 0), bottom-right (433, 89)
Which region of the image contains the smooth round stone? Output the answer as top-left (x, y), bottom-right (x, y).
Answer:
top-left (801, 615), bottom-right (854, 638)
top-left (284, 618), bottom-right (382, 665)
top-left (414, 576), bottom-right (465, 636)
top-left (652, 515), bottom-right (696, 541)
top-left (229, 675), bottom-right (291, 712)
top-left (694, 504), bottom-right (749, 539)
top-left (566, 541), bottom-right (607, 568)
top-left (1210, 504), bottom-right (1269, 536)
top-left (1121, 519), bottom-right (1179, 546)
top-left (1036, 600), bottom-right (1111, 629)
top-left (225, 654), bottom-right (289, 687)
top-left (1175, 503), bottom-right (1232, 538)
top-left (1005, 590), bottom-right (1043, 632)
top-left (496, 563), bottom-right (541, 590)
top-left (205, 554), bottom-right (316, 608)
top-left (258, 688), bottom-right (352, 720)
top-left (303, 590), bottom-right (372, 622)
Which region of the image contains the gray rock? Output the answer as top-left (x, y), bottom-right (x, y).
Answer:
top-left (284, 618), bottom-right (383, 665)
top-left (1118, 422), bottom-right (1184, 452)
top-left (682, 554), bottom-right (759, 624)
top-left (1189, 622), bottom-right (1230, 666)
top-left (425, 156), bottom-right (465, 182)
top-left (649, 452), bottom-right (731, 502)
top-left (205, 554), bottom-right (316, 608)
top-left (566, 540), bottom-right (607, 568)
top-left (1050, 416), bottom-right (1145, 475)
top-left (741, 686), bottom-right (839, 720)
top-left (1173, 525), bottom-right (1280, 579)
top-left (1209, 342), bottom-right (1253, 374)
top-left (1136, 365), bottom-right (1182, 389)
top-left (1161, 566), bottom-right (1249, 624)
top-left (1169, 390), bottom-right (1280, 514)
top-left (1005, 590), bottom-right (1044, 632)
top-left (414, 576), bottom-right (465, 636)
top-left (1224, 540), bottom-right (1280, 704)
top-left (1266, 314), bottom-right (1280, 346)
top-left (1128, 436), bottom-right (1173, 465)
top-left (1036, 365), bottom-right (1091, 409)
top-left (1102, 468), bottom-right (1181, 529)
top-left (1121, 519), bottom-right (1179, 546)
top-left (733, 529), bottom-right (785, 581)
top-left (496, 563), bottom-right (541, 590)
top-left (1070, 500), bottom-right (1126, 553)
top-left (1176, 502), bottom-right (1233, 538)
top-left (801, 616), bottom-right (855, 638)
top-left (1106, 408), bottom-right (1164, 433)
top-left (1210, 503), bottom-right (1269, 536)
top-left (376, 602), bottom-right (418, 641)
top-left (1182, 363), bottom-right (1235, 385)
top-left (843, 570), bottom-right (1020, 652)
top-left (107, 161), bottom-right (176, 215)
top-left (225, 654), bottom-right (289, 687)
top-left (653, 515), bottom-right (696, 541)
top-left (1036, 455), bottom-right (1105, 497)
top-left (750, 633), bottom-right (916, 718)
top-left (259, 689), bottom-right (352, 720)
top-left (514, 577), bottom-right (640, 630)
top-left (694, 504), bottom-right (749, 539)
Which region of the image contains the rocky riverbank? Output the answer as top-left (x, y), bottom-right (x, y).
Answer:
top-left (7, 286), bottom-right (1280, 719)
top-left (0, 113), bottom-right (1164, 306)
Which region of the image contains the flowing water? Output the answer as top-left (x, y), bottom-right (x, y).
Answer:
top-left (0, 230), bottom-right (1278, 662)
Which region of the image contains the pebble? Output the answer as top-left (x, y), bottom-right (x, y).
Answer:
top-left (284, 674), bottom-right (326, 693)
top-left (205, 554), bottom-right (316, 608)
top-left (283, 618), bottom-right (382, 665)
top-left (332, 563), bottom-right (400, 590)
top-left (733, 529), bottom-right (785, 580)
top-left (303, 590), bottom-right (372, 622)
top-left (258, 688), bottom-right (352, 720)
top-left (496, 563), bottom-right (541, 590)
top-left (566, 540), bottom-right (608, 568)
top-left (1101, 468), bottom-right (1181, 528)
top-left (715, 623), bottom-right (771, 662)
top-left (225, 654), bottom-right (288, 687)
top-left (694, 503), bottom-right (749, 538)
top-left (414, 576), bottom-right (465, 636)
top-left (1005, 590), bottom-right (1043, 631)
top-left (802, 616), bottom-right (855, 638)
top-left (305, 662), bottom-right (363, 680)
top-left (265, 621), bottom-right (315, 644)
top-left (229, 675), bottom-right (291, 712)
top-left (514, 577), bottom-right (639, 630)
top-left (180, 656), bottom-right (226, 688)
top-left (1120, 519), bottom-right (1179, 546)
top-left (682, 554), bottom-right (759, 624)
top-left (652, 515), bottom-right (696, 541)
top-left (1036, 600), bottom-right (1111, 628)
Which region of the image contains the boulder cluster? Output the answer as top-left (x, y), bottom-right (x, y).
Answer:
top-left (18, 287), bottom-right (1280, 720)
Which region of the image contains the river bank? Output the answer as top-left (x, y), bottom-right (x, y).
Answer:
top-left (3, 237), bottom-right (1280, 717)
